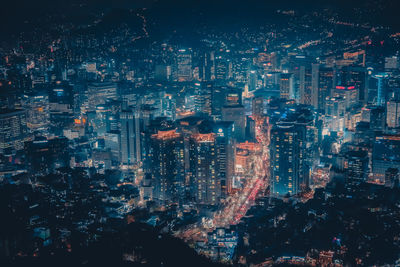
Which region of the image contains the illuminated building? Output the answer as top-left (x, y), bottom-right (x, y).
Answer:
top-left (371, 73), bottom-right (389, 106)
top-left (337, 66), bottom-right (367, 103)
top-left (252, 95), bottom-right (265, 119)
top-left (248, 70), bottom-right (257, 91)
top-left (22, 91), bottom-right (49, 133)
top-left (104, 131), bottom-right (121, 163)
top-left (369, 106), bottom-right (386, 131)
top-left (324, 97), bottom-right (346, 132)
top-left (299, 65), bottom-right (312, 105)
top-left (206, 228), bottom-right (238, 261)
top-left (150, 129), bottom-right (185, 205)
top-left (48, 82), bottom-right (74, 135)
top-left (160, 92), bottom-right (176, 121)
top-left (270, 124), bottom-right (302, 196)
top-left (279, 73), bottom-right (293, 100)
top-left (344, 150), bottom-right (369, 185)
top-left (213, 121), bottom-right (234, 196)
top-left (194, 82), bottom-right (212, 116)
top-left (177, 49), bottom-right (192, 82)
top-left (120, 109), bottom-right (140, 165)
top-left (87, 82), bottom-right (118, 112)
top-left (222, 104), bottom-right (246, 141)
top-left (270, 106), bottom-right (316, 196)
top-left (373, 134), bottom-right (400, 183)
top-left (386, 99), bottom-right (400, 128)
top-left (333, 85), bottom-right (358, 109)
top-left (311, 65), bottom-right (334, 111)
top-left (155, 65), bottom-right (171, 81)
top-left (189, 132), bottom-right (219, 205)
top-left (215, 55), bottom-right (229, 81)
top-left (385, 56), bottom-right (399, 70)
top-left (0, 109), bottom-right (28, 154)
top-left (200, 51), bottom-right (214, 81)
top-left (25, 137), bottom-right (69, 174)
top-left (385, 168), bottom-right (399, 188)
top-left (235, 141), bottom-right (262, 184)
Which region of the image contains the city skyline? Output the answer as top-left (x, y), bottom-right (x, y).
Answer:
top-left (1, 0), bottom-right (400, 266)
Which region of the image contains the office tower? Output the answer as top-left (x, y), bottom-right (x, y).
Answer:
top-left (323, 97), bottom-right (346, 133)
top-left (87, 82), bottom-right (118, 112)
top-left (372, 73), bottom-right (389, 106)
top-left (25, 137), bottom-right (69, 174)
top-left (246, 116), bottom-right (256, 141)
top-left (189, 132), bottom-right (219, 205)
top-left (252, 95), bottom-right (264, 119)
top-left (91, 104), bottom-right (111, 137)
top-left (160, 92), bottom-right (176, 121)
top-left (48, 82), bottom-right (74, 135)
top-left (387, 99), bottom-right (400, 128)
top-left (104, 131), bottom-right (120, 163)
top-left (194, 82), bottom-right (212, 116)
top-left (200, 51), bottom-right (214, 81)
top-left (344, 150), bottom-right (369, 185)
top-left (279, 73), bottom-right (293, 100)
top-left (337, 66), bottom-right (367, 103)
top-left (177, 49), bottom-right (192, 82)
top-left (211, 85), bottom-right (227, 120)
top-left (369, 106), bottom-right (386, 131)
top-left (299, 65), bottom-right (312, 105)
top-left (213, 121), bottom-right (234, 197)
top-left (120, 109), bottom-right (140, 165)
top-left (385, 168), bottom-right (399, 188)
top-left (150, 129), bottom-right (185, 205)
top-left (311, 63), bottom-right (320, 109)
top-left (222, 104), bottom-right (246, 141)
top-left (373, 134), bottom-right (400, 183)
top-left (316, 66), bottom-right (335, 111)
top-left (0, 80), bottom-right (17, 110)
top-left (248, 70), bottom-right (257, 91)
top-left (333, 85), bottom-right (358, 109)
top-left (270, 107), bottom-right (316, 196)
top-left (385, 56), bottom-right (399, 70)
top-left (215, 55), bottom-right (228, 81)
top-left (155, 65), bottom-right (171, 81)
top-left (22, 90), bottom-right (49, 133)
top-left (270, 123), bottom-right (302, 196)
top-left (0, 109), bottom-right (28, 154)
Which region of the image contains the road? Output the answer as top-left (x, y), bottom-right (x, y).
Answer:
top-left (177, 118), bottom-right (271, 242)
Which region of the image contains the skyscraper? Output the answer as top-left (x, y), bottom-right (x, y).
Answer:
top-left (213, 121), bottom-right (234, 197)
top-left (270, 124), bottom-right (302, 196)
top-left (372, 73), bottom-right (389, 106)
top-left (0, 109), bottom-right (28, 154)
top-left (222, 104), bottom-right (246, 141)
top-left (279, 73), bottom-right (293, 100)
top-left (387, 99), bottom-right (400, 128)
top-left (87, 82), bottom-right (118, 112)
top-left (299, 65), bottom-right (312, 105)
top-left (344, 150), bottom-right (369, 185)
top-left (373, 134), bottom-right (400, 183)
top-left (177, 49), bottom-right (192, 82)
top-left (120, 109), bottom-right (139, 165)
top-left (150, 129), bottom-right (185, 205)
top-left (189, 133), bottom-right (219, 205)
top-left (270, 107), bottom-right (315, 196)
top-left (194, 82), bottom-right (212, 116)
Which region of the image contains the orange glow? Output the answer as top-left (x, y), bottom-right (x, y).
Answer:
top-left (192, 133), bottom-right (215, 142)
top-left (152, 129), bottom-right (181, 140)
top-left (236, 141), bottom-right (261, 152)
